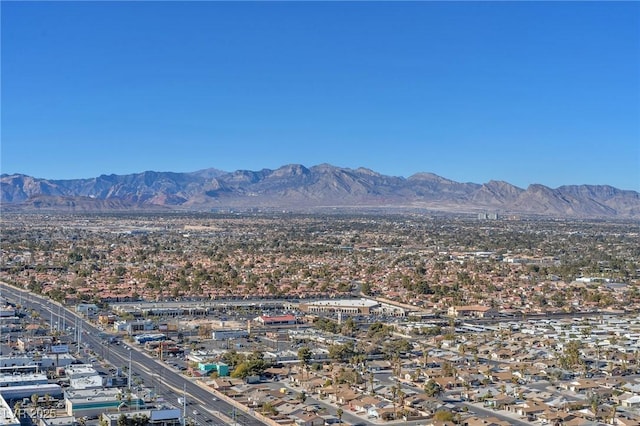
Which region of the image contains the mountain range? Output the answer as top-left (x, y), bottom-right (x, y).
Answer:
top-left (2, 164), bottom-right (639, 218)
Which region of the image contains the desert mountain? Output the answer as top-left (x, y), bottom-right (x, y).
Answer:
top-left (1, 164), bottom-right (638, 218)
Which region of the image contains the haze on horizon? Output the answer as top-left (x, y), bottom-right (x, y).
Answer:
top-left (1, 2), bottom-right (639, 190)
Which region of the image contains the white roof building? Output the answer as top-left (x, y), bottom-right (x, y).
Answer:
top-left (0, 395), bottom-right (20, 426)
top-left (300, 298), bottom-right (379, 314)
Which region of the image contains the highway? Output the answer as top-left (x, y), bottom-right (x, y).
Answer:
top-left (0, 283), bottom-right (266, 426)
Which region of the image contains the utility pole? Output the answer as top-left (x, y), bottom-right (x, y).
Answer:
top-left (231, 407), bottom-right (237, 426)
top-left (128, 351), bottom-right (132, 391)
top-left (182, 384), bottom-right (186, 426)
top-left (76, 318), bottom-right (82, 354)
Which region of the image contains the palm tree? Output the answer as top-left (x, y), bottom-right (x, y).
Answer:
top-left (422, 344), bottom-right (429, 368)
top-left (610, 401), bottom-right (619, 424)
top-left (424, 379), bottom-right (442, 397)
top-left (336, 408), bottom-right (343, 424)
top-left (369, 371), bottom-right (376, 395)
top-left (412, 367), bottom-right (422, 383)
top-left (13, 402), bottom-right (22, 419)
top-left (297, 346), bottom-right (312, 380)
top-left (397, 387), bottom-right (406, 415)
top-left (391, 384), bottom-right (400, 419)
top-left (458, 343), bottom-right (467, 356)
top-left (589, 393), bottom-right (600, 421)
top-left (117, 414), bottom-right (128, 426)
top-left (393, 355), bottom-right (402, 378)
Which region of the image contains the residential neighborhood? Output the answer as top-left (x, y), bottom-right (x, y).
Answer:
top-left (0, 212), bottom-right (639, 425)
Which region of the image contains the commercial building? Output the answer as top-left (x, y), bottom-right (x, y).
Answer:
top-left (0, 307), bottom-right (16, 318)
top-left (0, 355), bottom-right (75, 373)
top-left (197, 362), bottom-right (229, 377)
top-left (113, 320), bottom-right (155, 334)
top-left (477, 212), bottom-right (498, 220)
top-left (75, 304), bottom-right (99, 317)
top-left (100, 408), bottom-right (181, 426)
top-left (65, 365), bottom-right (102, 390)
top-left (37, 416), bottom-right (77, 426)
top-left (110, 302), bottom-right (211, 318)
top-left (0, 394), bottom-right (20, 426)
top-left (254, 315), bottom-right (297, 326)
top-left (134, 334), bottom-right (166, 345)
top-left (64, 388), bottom-right (143, 418)
top-left (211, 330), bottom-right (248, 341)
top-left (0, 384), bottom-right (62, 401)
top-left (447, 305), bottom-right (496, 318)
top-left (0, 373), bottom-right (48, 388)
top-left (299, 299), bottom-right (379, 315)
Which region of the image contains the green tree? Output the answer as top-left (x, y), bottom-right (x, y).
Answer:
top-left (424, 379), bottom-right (442, 397)
top-left (262, 402), bottom-right (278, 416)
top-left (382, 338), bottom-right (412, 358)
top-left (117, 414), bottom-right (128, 426)
top-left (368, 322), bottom-right (390, 338)
top-left (247, 351), bottom-right (267, 375)
top-left (132, 414), bottom-right (150, 426)
top-left (562, 340), bottom-right (583, 369)
top-left (231, 363), bottom-right (250, 379)
top-left (232, 351), bottom-right (267, 378)
top-left (433, 410), bottom-right (455, 422)
top-left (341, 317), bottom-right (357, 336)
top-left (328, 341), bottom-right (355, 362)
top-left (221, 350), bottom-right (246, 369)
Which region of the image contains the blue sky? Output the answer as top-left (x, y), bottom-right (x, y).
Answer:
top-left (2, 1), bottom-right (639, 190)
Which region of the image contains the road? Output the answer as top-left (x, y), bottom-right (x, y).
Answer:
top-left (375, 372), bottom-right (536, 426)
top-left (458, 402), bottom-right (534, 426)
top-left (2, 283), bottom-right (542, 426)
top-left (0, 283), bottom-right (266, 426)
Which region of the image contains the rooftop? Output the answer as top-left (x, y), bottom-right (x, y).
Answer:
top-left (304, 298), bottom-right (379, 308)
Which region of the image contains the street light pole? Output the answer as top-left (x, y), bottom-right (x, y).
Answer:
top-left (182, 383), bottom-right (186, 426)
top-left (76, 318), bottom-right (82, 354)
